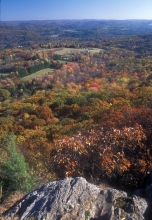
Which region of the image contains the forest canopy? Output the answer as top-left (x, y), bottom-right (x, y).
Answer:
top-left (0, 20), bottom-right (152, 198)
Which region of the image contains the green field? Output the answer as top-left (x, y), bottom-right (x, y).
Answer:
top-left (54, 48), bottom-right (103, 55)
top-left (21, 68), bottom-right (54, 81)
top-left (0, 72), bottom-right (9, 76)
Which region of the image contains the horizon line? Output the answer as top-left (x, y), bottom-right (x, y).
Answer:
top-left (1, 18), bottom-right (152, 22)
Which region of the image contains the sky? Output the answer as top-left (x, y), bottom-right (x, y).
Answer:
top-left (1, 0), bottom-right (152, 21)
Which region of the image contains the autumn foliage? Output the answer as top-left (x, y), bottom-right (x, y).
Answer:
top-left (0, 34), bottom-right (152, 193)
top-left (49, 123), bottom-right (151, 189)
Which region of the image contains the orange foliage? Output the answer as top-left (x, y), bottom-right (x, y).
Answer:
top-left (35, 105), bottom-right (53, 120)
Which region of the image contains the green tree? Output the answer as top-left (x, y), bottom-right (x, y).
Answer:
top-left (0, 89), bottom-right (10, 101)
top-left (0, 133), bottom-right (34, 198)
top-left (8, 87), bottom-right (16, 96)
top-left (18, 69), bottom-right (27, 78)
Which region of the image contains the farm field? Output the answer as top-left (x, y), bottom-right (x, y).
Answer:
top-left (54, 48), bottom-right (103, 55)
top-left (21, 68), bottom-right (55, 81)
top-left (0, 73), bottom-right (9, 76)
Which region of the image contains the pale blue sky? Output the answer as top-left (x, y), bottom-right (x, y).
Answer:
top-left (1, 0), bottom-right (152, 21)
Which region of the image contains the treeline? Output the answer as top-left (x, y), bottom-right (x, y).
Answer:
top-left (17, 60), bottom-right (50, 78)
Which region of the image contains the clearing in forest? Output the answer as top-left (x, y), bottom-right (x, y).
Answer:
top-left (54, 48), bottom-right (102, 55)
top-left (21, 68), bottom-right (54, 81)
top-left (0, 73), bottom-right (9, 76)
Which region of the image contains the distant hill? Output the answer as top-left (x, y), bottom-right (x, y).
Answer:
top-left (1, 20), bottom-right (152, 49)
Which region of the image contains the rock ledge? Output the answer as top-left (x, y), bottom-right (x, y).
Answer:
top-left (4, 177), bottom-right (150, 220)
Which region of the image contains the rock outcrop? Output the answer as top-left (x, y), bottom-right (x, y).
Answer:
top-left (4, 177), bottom-right (152, 220)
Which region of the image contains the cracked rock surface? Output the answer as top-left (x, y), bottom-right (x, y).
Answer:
top-left (4, 177), bottom-right (151, 220)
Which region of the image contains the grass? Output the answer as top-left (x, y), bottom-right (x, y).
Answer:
top-left (56, 60), bottom-right (66, 64)
top-left (21, 68), bottom-right (54, 81)
top-left (54, 48), bottom-right (103, 56)
top-left (0, 191), bottom-right (25, 220)
top-left (114, 196), bottom-right (133, 212)
top-left (0, 73), bottom-right (9, 76)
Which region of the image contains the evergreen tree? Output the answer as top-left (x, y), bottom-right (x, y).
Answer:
top-left (0, 133), bottom-right (34, 198)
